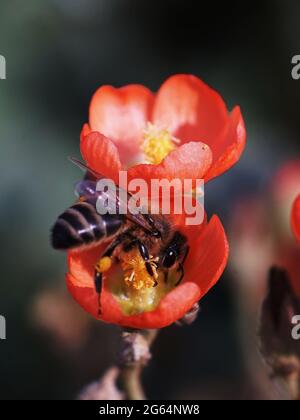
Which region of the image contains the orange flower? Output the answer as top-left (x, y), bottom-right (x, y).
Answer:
top-left (66, 74), bottom-right (246, 329)
top-left (82, 74), bottom-right (246, 183)
top-left (292, 194), bottom-right (300, 246)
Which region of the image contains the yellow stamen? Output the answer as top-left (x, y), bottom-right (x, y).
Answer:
top-left (108, 250), bottom-right (179, 316)
top-left (142, 123), bottom-right (179, 165)
top-left (121, 249), bottom-right (159, 290)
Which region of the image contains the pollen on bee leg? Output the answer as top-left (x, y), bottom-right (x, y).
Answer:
top-left (142, 123), bottom-right (180, 165)
top-left (95, 256), bottom-right (113, 274)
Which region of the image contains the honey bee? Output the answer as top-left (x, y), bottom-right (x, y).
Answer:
top-left (51, 158), bottom-right (189, 313)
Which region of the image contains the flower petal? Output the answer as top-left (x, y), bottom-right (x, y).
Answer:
top-left (80, 126), bottom-right (122, 183)
top-left (153, 74), bottom-right (228, 144)
top-left (204, 107), bottom-right (246, 182)
top-left (185, 215), bottom-right (229, 297)
top-left (68, 245), bottom-right (105, 288)
top-left (292, 194), bottom-right (300, 245)
top-left (66, 215), bottom-right (228, 329)
top-left (66, 273), bottom-right (201, 329)
top-left (89, 85), bottom-right (154, 163)
top-left (127, 141), bottom-right (212, 187)
top-left (67, 245), bottom-right (128, 322)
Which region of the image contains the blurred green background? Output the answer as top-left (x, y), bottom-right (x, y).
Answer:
top-left (1, 0), bottom-right (300, 400)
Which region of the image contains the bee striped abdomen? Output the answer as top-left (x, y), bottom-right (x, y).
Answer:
top-left (51, 202), bottom-right (124, 250)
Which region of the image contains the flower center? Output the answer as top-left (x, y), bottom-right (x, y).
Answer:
top-left (121, 250), bottom-right (159, 290)
top-left (107, 248), bottom-right (178, 316)
top-left (142, 123), bottom-right (179, 165)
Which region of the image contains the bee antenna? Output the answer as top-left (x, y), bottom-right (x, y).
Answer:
top-left (68, 156), bottom-right (104, 180)
top-left (68, 156), bottom-right (86, 172)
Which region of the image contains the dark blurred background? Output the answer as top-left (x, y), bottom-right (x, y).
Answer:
top-left (0, 0), bottom-right (300, 400)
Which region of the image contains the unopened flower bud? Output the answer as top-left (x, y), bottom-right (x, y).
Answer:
top-left (259, 267), bottom-right (300, 399)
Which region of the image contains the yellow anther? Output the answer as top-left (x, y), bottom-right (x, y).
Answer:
top-left (121, 249), bottom-right (158, 290)
top-left (95, 257), bottom-right (112, 274)
top-left (142, 123), bottom-right (179, 165)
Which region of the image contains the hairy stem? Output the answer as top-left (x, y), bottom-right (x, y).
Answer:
top-left (119, 329), bottom-right (158, 400)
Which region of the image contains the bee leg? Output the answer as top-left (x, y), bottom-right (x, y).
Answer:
top-left (94, 236), bottom-right (125, 315)
top-left (137, 241), bottom-right (150, 262)
top-left (94, 271), bottom-right (103, 315)
top-left (94, 255), bottom-right (114, 315)
top-left (94, 259), bottom-right (112, 316)
top-left (145, 262), bottom-right (159, 287)
top-left (94, 269), bottom-right (103, 316)
top-left (137, 242), bottom-right (157, 285)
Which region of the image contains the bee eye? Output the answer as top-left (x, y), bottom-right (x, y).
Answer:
top-left (162, 250), bottom-right (177, 268)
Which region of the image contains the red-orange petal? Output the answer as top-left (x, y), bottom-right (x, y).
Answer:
top-left (185, 215), bottom-right (229, 297)
top-left (153, 74), bottom-right (228, 145)
top-left (66, 215), bottom-right (228, 329)
top-left (204, 106), bottom-right (246, 182)
top-left (89, 85), bottom-right (154, 164)
top-left (127, 141), bottom-right (212, 188)
top-left (80, 126), bottom-right (122, 183)
top-left (292, 194), bottom-right (300, 245)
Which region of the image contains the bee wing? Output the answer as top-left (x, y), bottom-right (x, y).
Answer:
top-left (74, 180), bottom-right (97, 197)
top-left (70, 157), bottom-right (153, 233)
